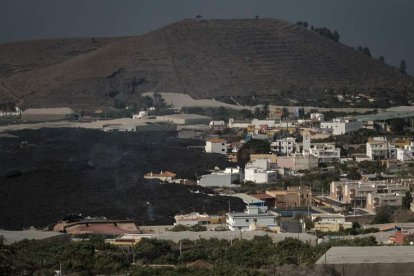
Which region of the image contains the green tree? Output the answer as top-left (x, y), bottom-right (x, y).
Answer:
top-left (402, 191), bottom-right (413, 209)
top-left (347, 166), bottom-right (361, 180)
top-left (282, 107), bottom-right (289, 119)
top-left (332, 30), bottom-right (340, 42)
top-left (399, 59), bottom-right (407, 74)
top-left (275, 238), bottom-right (314, 266)
top-left (389, 118), bottom-right (406, 134)
top-left (254, 107), bottom-right (262, 119)
top-left (357, 46), bottom-right (371, 57)
top-left (113, 98), bottom-right (126, 109)
top-left (371, 206), bottom-right (393, 224)
top-left (0, 237), bottom-right (13, 275)
top-left (237, 139), bottom-right (271, 167)
top-left (262, 103), bottom-right (269, 119)
top-left (134, 238), bottom-right (172, 263)
top-left (61, 242), bottom-right (95, 273)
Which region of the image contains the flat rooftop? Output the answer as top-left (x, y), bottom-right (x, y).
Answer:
top-left (232, 193), bottom-right (265, 205)
top-left (316, 246), bottom-right (414, 264)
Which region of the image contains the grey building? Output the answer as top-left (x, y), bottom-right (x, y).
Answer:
top-left (315, 246), bottom-right (414, 276)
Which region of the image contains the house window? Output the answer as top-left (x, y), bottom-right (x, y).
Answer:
top-left (246, 219), bottom-right (249, 222)
top-left (254, 218), bottom-right (257, 222)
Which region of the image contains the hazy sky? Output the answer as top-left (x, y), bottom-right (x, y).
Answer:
top-left (1, 0), bottom-right (413, 73)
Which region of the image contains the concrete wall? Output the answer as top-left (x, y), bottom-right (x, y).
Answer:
top-left (315, 263), bottom-right (414, 276)
top-left (277, 155), bottom-right (318, 171)
top-left (198, 173), bottom-right (241, 187)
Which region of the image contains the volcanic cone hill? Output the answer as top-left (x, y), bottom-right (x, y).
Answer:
top-left (0, 19), bottom-right (413, 109)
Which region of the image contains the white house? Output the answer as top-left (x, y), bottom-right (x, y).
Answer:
top-left (228, 118), bottom-right (251, 129)
top-left (205, 138), bottom-right (227, 154)
top-left (226, 205), bottom-right (279, 231)
top-left (0, 106), bottom-right (21, 118)
top-left (310, 113), bottom-right (325, 122)
top-left (270, 137), bottom-right (299, 155)
top-left (244, 167), bottom-right (277, 184)
top-left (397, 142), bottom-right (414, 161)
top-left (309, 143), bottom-right (341, 163)
top-left (366, 137), bottom-right (389, 160)
top-left (209, 120), bottom-right (226, 131)
top-left (320, 117), bottom-right (362, 135)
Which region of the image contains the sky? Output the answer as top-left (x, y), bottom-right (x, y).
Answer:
top-left (1, 0), bottom-right (413, 73)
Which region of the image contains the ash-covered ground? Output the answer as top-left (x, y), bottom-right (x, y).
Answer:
top-left (0, 128), bottom-right (243, 230)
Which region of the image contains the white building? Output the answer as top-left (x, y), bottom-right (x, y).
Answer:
top-left (244, 167), bottom-right (277, 184)
top-left (132, 111), bottom-right (148, 119)
top-left (226, 205), bottom-right (278, 231)
top-left (397, 142), bottom-right (414, 161)
top-left (311, 213), bottom-right (352, 232)
top-left (209, 120), bottom-right (226, 131)
top-left (244, 159), bottom-right (277, 184)
top-left (309, 143), bottom-right (341, 163)
top-left (310, 113), bottom-right (325, 122)
top-left (205, 138), bottom-right (227, 154)
top-left (228, 118), bottom-right (251, 129)
top-left (320, 117), bottom-right (362, 135)
top-left (174, 212), bottom-right (211, 226)
top-left (0, 106), bottom-right (21, 118)
top-left (198, 167), bottom-right (242, 187)
top-left (366, 137), bottom-right (389, 160)
top-left (270, 137), bottom-right (299, 155)
top-left (251, 119), bottom-right (278, 128)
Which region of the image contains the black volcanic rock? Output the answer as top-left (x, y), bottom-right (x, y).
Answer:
top-left (0, 129), bottom-right (243, 230)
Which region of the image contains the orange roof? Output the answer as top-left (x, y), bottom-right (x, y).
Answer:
top-left (252, 193), bottom-right (275, 200)
top-left (160, 171), bottom-right (176, 177)
top-left (145, 171), bottom-right (176, 177)
top-left (207, 138), bottom-right (226, 143)
top-left (267, 190), bottom-right (288, 195)
top-left (390, 231), bottom-right (407, 245)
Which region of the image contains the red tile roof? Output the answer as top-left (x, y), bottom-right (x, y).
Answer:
top-left (252, 193), bottom-right (275, 200)
top-left (390, 231), bottom-right (407, 245)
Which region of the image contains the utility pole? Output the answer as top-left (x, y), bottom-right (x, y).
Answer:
top-left (228, 201), bottom-right (231, 213)
top-left (179, 240), bottom-right (182, 256)
top-left (353, 198), bottom-right (356, 216)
